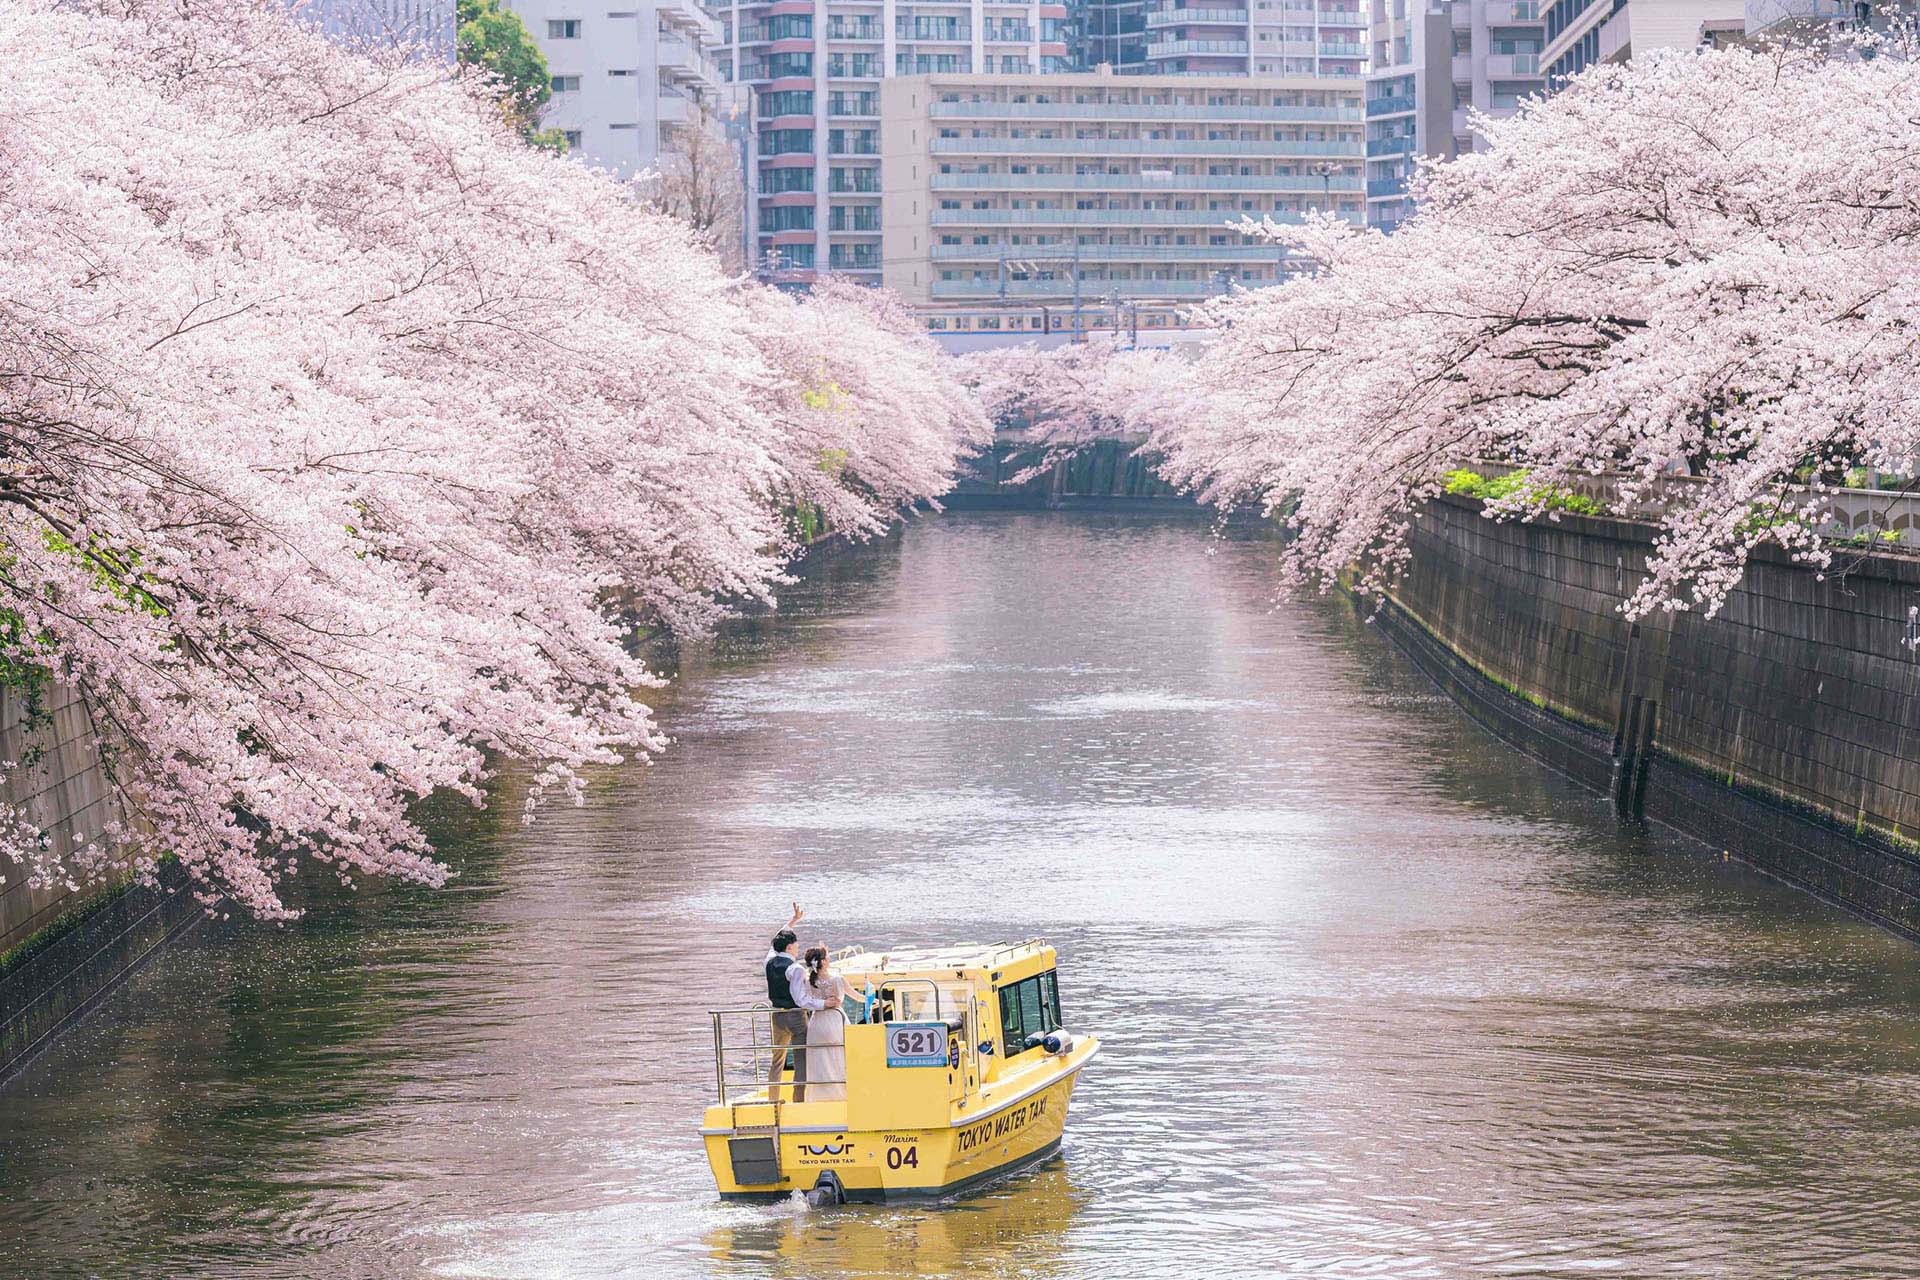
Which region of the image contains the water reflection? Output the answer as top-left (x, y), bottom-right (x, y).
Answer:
top-left (3, 514), bottom-right (1920, 1279)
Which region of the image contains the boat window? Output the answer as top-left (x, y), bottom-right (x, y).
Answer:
top-left (998, 970), bottom-right (1062, 1052)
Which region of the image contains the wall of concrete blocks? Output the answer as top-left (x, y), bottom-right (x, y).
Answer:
top-left (0, 680), bottom-right (198, 1083)
top-left (0, 680), bottom-right (123, 956)
top-left (1385, 494), bottom-right (1920, 939)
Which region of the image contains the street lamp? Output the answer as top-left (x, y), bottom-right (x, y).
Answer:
top-left (1309, 160), bottom-right (1338, 215)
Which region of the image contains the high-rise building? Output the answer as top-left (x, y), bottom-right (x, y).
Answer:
top-left (509, 0), bottom-right (738, 177)
top-left (1541, 0), bottom-right (1742, 83)
top-left (303, 0), bottom-right (456, 58)
top-left (711, 0), bottom-right (1078, 284)
top-left (1364, 0), bottom-right (1542, 229)
top-left (1743, 0), bottom-right (1912, 39)
top-left (1138, 0), bottom-right (1369, 76)
top-left (882, 68), bottom-right (1364, 339)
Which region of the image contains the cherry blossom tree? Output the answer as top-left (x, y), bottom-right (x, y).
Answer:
top-left (1145, 43), bottom-right (1920, 618)
top-left (956, 337), bottom-right (1188, 480)
top-left (0, 0), bottom-right (980, 916)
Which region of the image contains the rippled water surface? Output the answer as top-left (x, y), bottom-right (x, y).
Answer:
top-left (5, 513), bottom-right (1920, 1279)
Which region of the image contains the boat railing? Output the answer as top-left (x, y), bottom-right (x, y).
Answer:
top-left (708, 1005), bottom-right (852, 1105)
top-left (706, 982), bottom-right (974, 1105)
top-left (988, 938), bottom-right (1048, 966)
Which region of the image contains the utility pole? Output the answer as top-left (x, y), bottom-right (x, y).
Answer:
top-left (1070, 239), bottom-right (1083, 341)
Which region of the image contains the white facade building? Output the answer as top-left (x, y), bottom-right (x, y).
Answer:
top-left (712, 0), bottom-right (1079, 284)
top-left (1363, 0), bottom-right (1543, 230)
top-left (882, 70), bottom-right (1364, 337)
top-left (508, 0), bottom-right (738, 177)
top-left (1135, 0), bottom-right (1370, 78)
top-left (1541, 0), bottom-right (1742, 83)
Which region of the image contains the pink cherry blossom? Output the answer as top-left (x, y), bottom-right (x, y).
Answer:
top-left (1148, 42), bottom-right (1920, 619)
top-left (0, 0), bottom-right (984, 916)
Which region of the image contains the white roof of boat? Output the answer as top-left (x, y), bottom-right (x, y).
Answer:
top-left (835, 940), bottom-right (1051, 972)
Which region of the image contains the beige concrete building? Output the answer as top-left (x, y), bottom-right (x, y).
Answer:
top-left (881, 68), bottom-right (1363, 337)
top-left (1542, 0), bottom-right (1743, 82)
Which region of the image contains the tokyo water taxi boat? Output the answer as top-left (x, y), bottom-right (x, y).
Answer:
top-left (700, 940), bottom-right (1099, 1204)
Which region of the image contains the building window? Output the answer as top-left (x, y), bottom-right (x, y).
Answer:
top-left (551, 75), bottom-right (581, 91)
top-left (547, 18), bottom-right (581, 37)
top-left (562, 130), bottom-right (583, 149)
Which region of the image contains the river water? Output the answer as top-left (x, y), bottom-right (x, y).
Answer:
top-left (4, 512), bottom-right (1920, 1279)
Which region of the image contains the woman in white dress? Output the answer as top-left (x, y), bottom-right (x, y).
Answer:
top-left (801, 945), bottom-right (851, 1102)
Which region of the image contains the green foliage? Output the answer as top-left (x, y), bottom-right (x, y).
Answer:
top-left (456, 0), bottom-right (555, 144)
top-left (816, 447), bottom-right (850, 478)
top-left (789, 499), bottom-right (823, 544)
top-left (1735, 504), bottom-right (1808, 538)
top-left (1842, 528), bottom-right (1905, 547)
top-left (1441, 468), bottom-right (1602, 515)
top-left (801, 382), bottom-right (850, 414)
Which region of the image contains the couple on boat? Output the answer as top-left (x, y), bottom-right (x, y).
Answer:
top-left (763, 903), bottom-right (854, 1102)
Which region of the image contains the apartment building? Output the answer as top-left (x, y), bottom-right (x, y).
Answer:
top-left (712, 0), bottom-right (1077, 284)
top-left (1364, 0), bottom-right (1543, 229)
top-left (881, 70), bottom-right (1364, 336)
top-left (1744, 0), bottom-right (1913, 39)
top-left (303, 0), bottom-right (456, 57)
top-left (1542, 0), bottom-right (1742, 82)
top-left (509, 0), bottom-right (737, 177)
top-left (1069, 0), bottom-right (1369, 74)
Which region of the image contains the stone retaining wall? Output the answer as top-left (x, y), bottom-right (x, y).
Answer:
top-left (1382, 495), bottom-right (1920, 938)
top-left (0, 680), bottom-right (197, 1084)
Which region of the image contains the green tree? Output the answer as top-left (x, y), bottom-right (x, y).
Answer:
top-left (456, 0), bottom-right (567, 152)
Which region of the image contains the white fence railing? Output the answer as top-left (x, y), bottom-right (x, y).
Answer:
top-left (1461, 459), bottom-right (1920, 545)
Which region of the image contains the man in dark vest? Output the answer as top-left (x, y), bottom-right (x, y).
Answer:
top-left (765, 902), bottom-right (829, 1100)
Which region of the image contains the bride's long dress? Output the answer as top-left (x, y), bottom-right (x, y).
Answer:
top-left (805, 979), bottom-right (849, 1102)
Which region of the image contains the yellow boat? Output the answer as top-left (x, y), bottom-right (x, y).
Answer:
top-left (700, 939), bottom-right (1099, 1204)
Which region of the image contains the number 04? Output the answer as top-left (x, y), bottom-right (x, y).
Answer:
top-left (886, 1145), bottom-right (919, 1170)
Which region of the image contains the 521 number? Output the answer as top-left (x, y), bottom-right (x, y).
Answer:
top-left (885, 1145), bottom-right (919, 1171)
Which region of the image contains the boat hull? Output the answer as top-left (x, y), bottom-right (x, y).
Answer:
top-left (703, 1052), bottom-right (1089, 1203)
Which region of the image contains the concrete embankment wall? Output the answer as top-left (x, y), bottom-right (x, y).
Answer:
top-left (0, 681), bottom-right (196, 1084)
top-left (947, 438), bottom-right (1201, 510)
top-left (1380, 494), bottom-right (1920, 939)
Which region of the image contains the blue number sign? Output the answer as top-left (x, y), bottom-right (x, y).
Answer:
top-left (886, 1022), bottom-right (950, 1068)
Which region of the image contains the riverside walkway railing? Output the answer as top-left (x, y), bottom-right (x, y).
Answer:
top-left (1460, 459), bottom-right (1920, 546)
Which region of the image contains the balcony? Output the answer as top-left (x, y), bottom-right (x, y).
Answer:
top-left (1364, 134), bottom-right (1416, 156)
top-left (658, 36), bottom-right (722, 88)
top-left (1317, 8), bottom-right (1368, 23)
top-left (1485, 52), bottom-right (1541, 75)
top-left (1144, 37), bottom-right (1250, 55)
top-left (1318, 41), bottom-right (1366, 55)
top-left (659, 0), bottom-right (723, 44)
top-left (932, 172), bottom-right (1363, 192)
top-left (930, 137), bottom-right (1360, 157)
top-left (1451, 53), bottom-right (1472, 80)
top-left (1366, 176), bottom-right (1407, 197)
top-left (1366, 93), bottom-right (1415, 115)
top-left (931, 278), bottom-right (1241, 299)
top-left (1747, 0), bottom-right (1851, 33)
top-left (930, 242), bottom-right (1287, 262)
top-left (1145, 6), bottom-right (1249, 25)
top-left (930, 207), bottom-right (1367, 227)
top-left (1485, 0), bottom-right (1542, 20)
top-left (930, 101), bottom-right (1362, 122)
